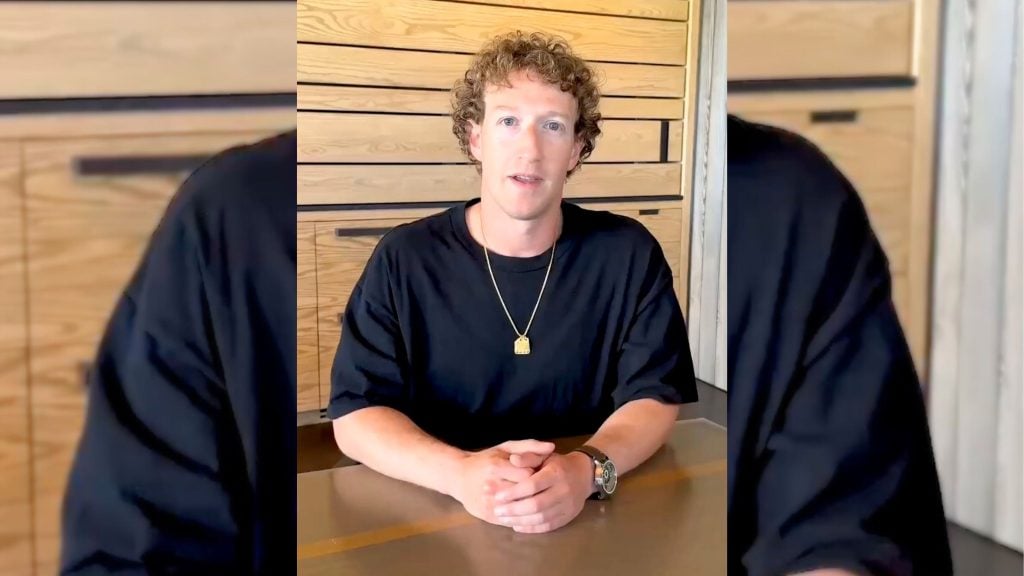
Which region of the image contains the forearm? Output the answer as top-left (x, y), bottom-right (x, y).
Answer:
top-left (583, 398), bottom-right (679, 475)
top-left (332, 406), bottom-right (468, 496)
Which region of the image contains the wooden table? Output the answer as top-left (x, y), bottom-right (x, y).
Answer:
top-left (297, 419), bottom-right (727, 575)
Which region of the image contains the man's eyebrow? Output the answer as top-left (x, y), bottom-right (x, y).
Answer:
top-left (491, 105), bottom-right (571, 119)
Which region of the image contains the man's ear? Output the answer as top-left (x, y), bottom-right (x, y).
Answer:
top-left (468, 121), bottom-right (483, 163)
top-left (568, 136), bottom-right (584, 172)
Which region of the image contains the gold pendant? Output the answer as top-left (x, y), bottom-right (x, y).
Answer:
top-left (514, 335), bottom-right (531, 355)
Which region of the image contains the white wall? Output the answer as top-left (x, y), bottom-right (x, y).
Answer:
top-left (929, 0), bottom-right (1023, 551)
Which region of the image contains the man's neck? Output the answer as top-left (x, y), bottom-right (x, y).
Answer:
top-left (467, 198), bottom-right (562, 258)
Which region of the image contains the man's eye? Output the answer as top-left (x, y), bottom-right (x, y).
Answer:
top-left (500, 118), bottom-right (516, 126)
top-left (546, 122), bottom-right (564, 131)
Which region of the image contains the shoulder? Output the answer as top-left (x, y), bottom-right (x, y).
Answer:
top-left (146, 130), bottom-right (297, 255)
top-left (567, 202), bottom-right (662, 255)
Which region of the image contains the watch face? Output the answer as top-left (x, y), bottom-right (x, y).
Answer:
top-left (601, 461), bottom-right (617, 493)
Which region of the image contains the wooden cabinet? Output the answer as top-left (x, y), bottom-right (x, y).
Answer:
top-left (0, 2), bottom-right (295, 572)
top-left (0, 143), bottom-right (32, 576)
top-left (728, 0), bottom-right (915, 81)
top-left (728, 0), bottom-right (941, 377)
top-left (21, 133), bottom-right (279, 570)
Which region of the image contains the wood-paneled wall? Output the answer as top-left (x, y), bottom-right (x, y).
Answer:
top-left (727, 0), bottom-right (940, 379)
top-left (297, 0), bottom-right (702, 416)
top-left (0, 3), bottom-right (296, 573)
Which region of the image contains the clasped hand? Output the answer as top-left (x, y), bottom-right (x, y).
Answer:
top-left (451, 440), bottom-right (594, 534)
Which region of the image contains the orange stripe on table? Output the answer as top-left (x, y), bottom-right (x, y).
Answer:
top-left (297, 458), bottom-right (727, 560)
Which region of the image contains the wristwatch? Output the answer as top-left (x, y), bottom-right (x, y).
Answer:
top-left (571, 445), bottom-right (617, 500)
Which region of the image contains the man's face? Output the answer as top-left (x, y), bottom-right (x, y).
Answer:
top-left (468, 70), bottom-right (584, 222)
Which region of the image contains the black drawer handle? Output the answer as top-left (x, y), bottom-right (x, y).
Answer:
top-left (639, 209), bottom-right (660, 216)
top-left (73, 154), bottom-right (210, 177)
top-left (335, 227), bottom-right (392, 238)
top-left (810, 110), bottom-right (859, 124)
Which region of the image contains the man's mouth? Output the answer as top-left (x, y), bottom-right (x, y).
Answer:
top-left (510, 174), bottom-right (543, 184)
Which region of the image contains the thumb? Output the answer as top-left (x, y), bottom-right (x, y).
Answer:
top-left (498, 439), bottom-right (556, 455)
top-left (509, 451), bottom-right (550, 469)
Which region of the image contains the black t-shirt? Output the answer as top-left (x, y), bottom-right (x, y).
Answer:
top-left (726, 115), bottom-right (952, 575)
top-left (61, 131), bottom-right (297, 574)
top-left (328, 199), bottom-right (697, 450)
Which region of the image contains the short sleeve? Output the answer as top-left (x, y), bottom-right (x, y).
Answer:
top-left (740, 193), bottom-right (951, 576)
top-left (327, 242), bottom-right (411, 420)
top-left (612, 237), bottom-right (698, 409)
top-left (61, 193), bottom-right (245, 573)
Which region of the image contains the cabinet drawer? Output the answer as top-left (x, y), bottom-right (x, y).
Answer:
top-left (308, 201), bottom-right (687, 412)
top-left (298, 223), bottom-right (320, 413)
top-left (23, 131), bottom-right (275, 569)
top-left (0, 143), bottom-right (31, 575)
top-left (728, 0), bottom-right (914, 81)
top-left (730, 103), bottom-right (913, 274)
top-left (0, 1), bottom-right (294, 99)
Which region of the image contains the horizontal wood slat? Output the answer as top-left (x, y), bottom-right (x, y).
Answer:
top-left (728, 0), bottom-right (914, 80)
top-left (0, 2), bottom-right (295, 99)
top-left (298, 163), bottom-right (682, 205)
top-left (298, 113), bottom-right (682, 163)
top-left (449, 0), bottom-right (689, 21)
top-left (298, 44), bottom-right (686, 98)
top-left (297, 0), bottom-right (688, 65)
top-left (298, 85), bottom-right (685, 119)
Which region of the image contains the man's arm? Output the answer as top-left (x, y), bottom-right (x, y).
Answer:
top-left (573, 397), bottom-right (679, 478)
top-left (740, 191), bottom-right (951, 576)
top-left (61, 182), bottom-right (243, 574)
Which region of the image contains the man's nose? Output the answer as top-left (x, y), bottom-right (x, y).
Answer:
top-left (515, 124), bottom-right (542, 159)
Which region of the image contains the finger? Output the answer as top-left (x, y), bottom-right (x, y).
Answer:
top-left (483, 478), bottom-right (515, 495)
top-left (511, 512), bottom-right (572, 534)
top-left (509, 452), bottom-right (549, 469)
top-left (494, 485), bottom-right (562, 518)
top-left (494, 467), bottom-right (556, 503)
top-left (488, 459), bottom-right (535, 483)
top-left (498, 440), bottom-right (555, 455)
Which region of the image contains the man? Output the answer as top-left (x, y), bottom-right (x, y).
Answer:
top-left (61, 131), bottom-right (297, 574)
top-left (727, 115), bottom-right (952, 575)
top-left (330, 31), bottom-right (697, 533)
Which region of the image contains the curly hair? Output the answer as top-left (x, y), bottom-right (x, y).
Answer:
top-left (450, 31), bottom-right (602, 178)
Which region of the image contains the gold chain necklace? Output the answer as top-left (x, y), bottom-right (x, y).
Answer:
top-left (479, 211), bottom-right (557, 355)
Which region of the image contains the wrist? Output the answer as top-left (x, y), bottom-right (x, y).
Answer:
top-left (441, 449), bottom-right (471, 499)
top-left (567, 451), bottom-right (597, 499)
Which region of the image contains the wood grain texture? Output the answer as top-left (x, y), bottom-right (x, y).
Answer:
top-left (0, 2), bottom-right (295, 99)
top-left (298, 199), bottom-right (686, 223)
top-left (298, 0), bottom-right (687, 65)
top-left (298, 113), bottom-right (682, 163)
top-left (298, 163), bottom-right (682, 205)
top-left (728, 0), bottom-right (914, 80)
top-left (0, 143), bottom-right (33, 576)
top-left (298, 84), bottom-right (684, 119)
top-left (23, 132), bottom-right (273, 572)
top-left (0, 108), bottom-right (295, 141)
top-left (447, 0), bottom-right (689, 21)
top-left (298, 223), bottom-right (321, 413)
top-left (298, 43), bottom-right (686, 98)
